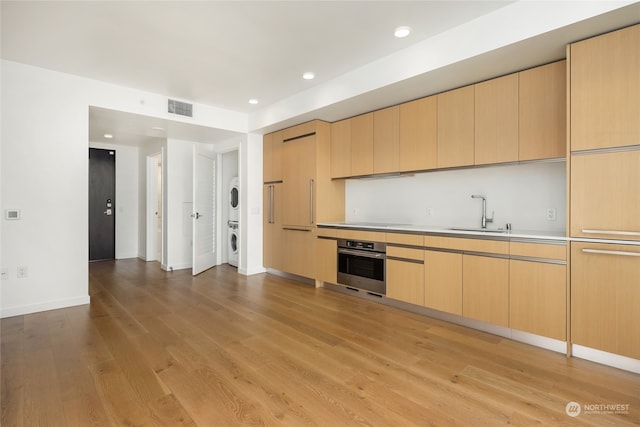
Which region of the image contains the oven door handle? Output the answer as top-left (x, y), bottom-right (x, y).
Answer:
top-left (338, 248), bottom-right (386, 259)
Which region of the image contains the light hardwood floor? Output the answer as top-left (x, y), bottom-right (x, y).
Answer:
top-left (2, 259), bottom-right (639, 426)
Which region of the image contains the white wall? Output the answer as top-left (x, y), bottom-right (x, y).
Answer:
top-left (0, 60), bottom-right (250, 318)
top-left (345, 161), bottom-right (566, 232)
top-left (138, 140), bottom-right (166, 262)
top-left (240, 133), bottom-right (266, 275)
top-left (89, 142), bottom-right (139, 259)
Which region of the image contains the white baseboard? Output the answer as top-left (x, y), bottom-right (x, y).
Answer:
top-left (1, 295), bottom-right (90, 318)
top-left (239, 266), bottom-right (267, 276)
top-left (572, 345), bottom-right (640, 374)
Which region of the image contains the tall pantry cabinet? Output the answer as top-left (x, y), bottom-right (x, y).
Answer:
top-left (263, 121), bottom-right (345, 279)
top-left (569, 24), bottom-right (640, 360)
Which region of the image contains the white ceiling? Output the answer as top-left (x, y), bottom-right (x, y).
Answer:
top-left (2, 1), bottom-right (640, 146)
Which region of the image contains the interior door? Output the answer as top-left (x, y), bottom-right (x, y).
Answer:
top-left (146, 155), bottom-right (159, 261)
top-left (89, 148), bottom-right (116, 261)
top-left (192, 145), bottom-right (217, 275)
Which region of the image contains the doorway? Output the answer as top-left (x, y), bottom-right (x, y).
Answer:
top-left (146, 153), bottom-right (163, 263)
top-left (89, 148), bottom-right (116, 261)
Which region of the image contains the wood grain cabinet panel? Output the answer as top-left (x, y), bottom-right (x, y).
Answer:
top-left (519, 60), bottom-right (566, 160)
top-left (462, 255), bottom-right (509, 327)
top-left (474, 74), bottom-right (519, 165)
top-left (330, 118), bottom-right (351, 179)
top-left (283, 228), bottom-right (315, 279)
top-left (571, 242), bottom-right (640, 359)
top-left (570, 149), bottom-right (640, 241)
top-left (263, 183), bottom-right (284, 270)
top-left (373, 106), bottom-right (400, 174)
top-left (570, 24), bottom-right (640, 151)
top-left (509, 260), bottom-right (566, 340)
top-left (350, 113), bottom-right (374, 176)
top-left (316, 237), bottom-right (337, 284)
top-left (387, 258), bottom-right (424, 306)
top-left (399, 96), bottom-right (437, 172)
top-left (282, 134), bottom-right (316, 227)
top-left (437, 86), bottom-right (475, 168)
top-left (424, 250), bottom-right (463, 315)
top-left (263, 131), bottom-right (283, 182)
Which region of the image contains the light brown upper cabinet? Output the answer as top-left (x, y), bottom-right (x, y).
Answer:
top-left (282, 133), bottom-right (316, 227)
top-left (373, 106), bottom-right (400, 174)
top-left (330, 118), bottom-right (351, 179)
top-left (519, 60), bottom-right (566, 160)
top-left (570, 149), bottom-right (640, 242)
top-left (399, 96), bottom-right (437, 172)
top-left (474, 74), bottom-right (519, 165)
top-left (350, 112), bottom-right (374, 176)
top-left (570, 24), bottom-right (640, 151)
top-left (263, 130), bottom-right (283, 183)
top-left (437, 86), bottom-right (475, 168)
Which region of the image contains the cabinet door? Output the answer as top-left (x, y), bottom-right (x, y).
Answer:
top-left (316, 238), bottom-right (337, 284)
top-left (386, 246), bottom-right (424, 306)
top-left (572, 242), bottom-right (640, 359)
top-left (330, 118), bottom-right (351, 178)
top-left (399, 96), bottom-right (437, 172)
top-left (283, 228), bottom-right (315, 279)
top-left (570, 149), bottom-right (640, 241)
top-left (263, 131), bottom-right (283, 182)
top-left (474, 74), bottom-right (519, 165)
top-left (263, 184), bottom-right (284, 270)
top-left (571, 24), bottom-right (640, 151)
top-left (282, 134), bottom-right (316, 227)
top-left (509, 260), bottom-right (566, 340)
top-left (462, 255), bottom-right (509, 327)
top-left (519, 61), bottom-right (566, 160)
top-left (437, 86), bottom-right (475, 168)
top-left (424, 250), bottom-right (462, 315)
top-left (350, 113), bottom-right (374, 176)
top-left (373, 106), bottom-right (399, 174)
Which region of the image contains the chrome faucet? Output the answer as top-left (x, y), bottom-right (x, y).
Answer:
top-left (471, 195), bottom-right (494, 229)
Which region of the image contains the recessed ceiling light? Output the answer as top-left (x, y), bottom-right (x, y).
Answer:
top-left (302, 72), bottom-right (315, 80)
top-left (394, 26), bottom-right (411, 38)
top-left (249, 99), bottom-right (259, 105)
top-left (104, 133), bottom-right (113, 139)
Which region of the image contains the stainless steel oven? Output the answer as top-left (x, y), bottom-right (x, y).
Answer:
top-left (337, 239), bottom-right (386, 295)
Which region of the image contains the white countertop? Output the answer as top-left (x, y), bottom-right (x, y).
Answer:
top-left (317, 222), bottom-right (568, 241)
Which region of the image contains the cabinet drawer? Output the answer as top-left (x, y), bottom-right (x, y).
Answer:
top-left (386, 233), bottom-right (423, 246)
top-left (387, 246), bottom-right (423, 261)
top-left (317, 228), bottom-right (338, 238)
top-left (336, 229), bottom-right (386, 242)
top-left (424, 236), bottom-right (508, 255)
top-left (510, 242), bottom-right (566, 261)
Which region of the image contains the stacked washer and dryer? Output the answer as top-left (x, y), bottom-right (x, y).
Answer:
top-left (227, 177), bottom-right (240, 267)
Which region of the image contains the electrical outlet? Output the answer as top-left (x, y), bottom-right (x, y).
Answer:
top-left (426, 207), bottom-right (434, 217)
top-left (17, 266), bottom-right (28, 278)
top-left (546, 208), bottom-right (557, 221)
top-left (1, 268), bottom-right (8, 280)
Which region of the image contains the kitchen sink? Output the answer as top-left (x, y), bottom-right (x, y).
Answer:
top-left (448, 227), bottom-right (509, 233)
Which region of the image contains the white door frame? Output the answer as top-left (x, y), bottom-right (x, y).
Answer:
top-left (145, 154), bottom-right (159, 261)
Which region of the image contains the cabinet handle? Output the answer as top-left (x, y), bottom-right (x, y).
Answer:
top-left (581, 229), bottom-right (640, 236)
top-left (309, 179), bottom-right (314, 224)
top-left (269, 185), bottom-right (274, 224)
top-left (582, 248), bottom-right (640, 257)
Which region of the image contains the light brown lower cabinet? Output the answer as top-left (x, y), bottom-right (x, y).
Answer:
top-left (462, 255), bottom-right (509, 327)
top-left (424, 250), bottom-right (463, 315)
top-left (283, 228), bottom-right (316, 279)
top-left (509, 260), bottom-right (566, 340)
top-left (571, 242), bottom-right (640, 359)
top-left (315, 237), bottom-right (337, 284)
top-left (386, 246), bottom-right (424, 306)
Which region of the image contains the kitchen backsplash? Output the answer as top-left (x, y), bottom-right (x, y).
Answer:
top-left (345, 161), bottom-right (566, 232)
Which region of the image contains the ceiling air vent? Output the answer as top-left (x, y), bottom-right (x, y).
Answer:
top-left (168, 99), bottom-right (193, 117)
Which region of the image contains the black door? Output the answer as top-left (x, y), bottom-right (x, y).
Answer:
top-left (89, 148), bottom-right (115, 261)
